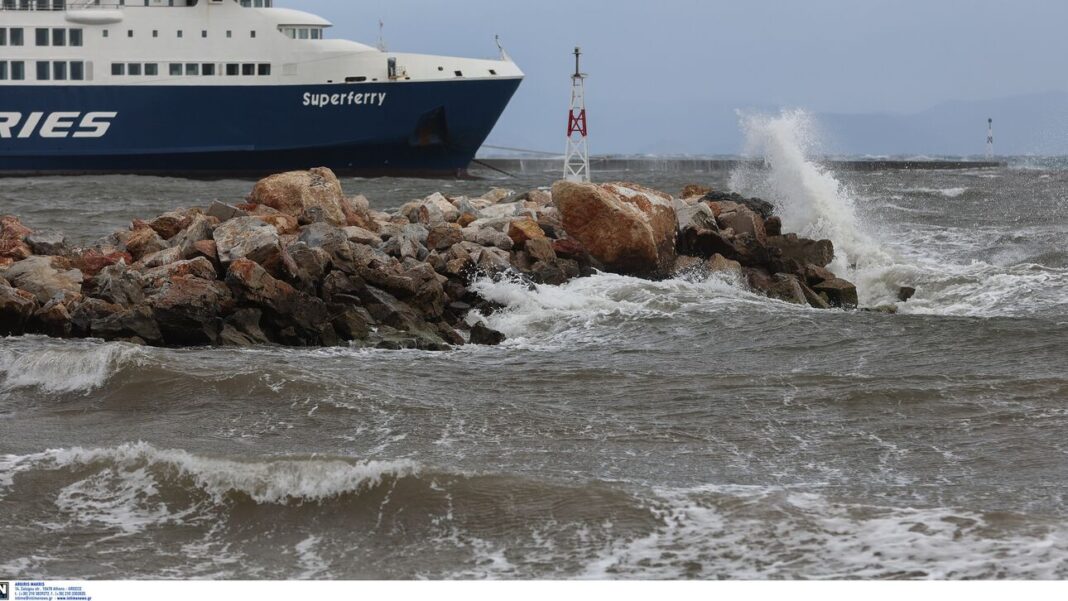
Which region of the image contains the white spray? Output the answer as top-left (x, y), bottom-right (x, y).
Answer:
top-left (729, 110), bottom-right (905, 305)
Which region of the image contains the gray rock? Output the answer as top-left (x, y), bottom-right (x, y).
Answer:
top-left (207, 201), bottom-right (248, 222)
top-left (4, 256), bottom-right (83, 303)
top-left (25, 230), bottom-right (68, 256)
top-left (469, 322), bottom-right (506, 346)
top-left (213, 217), bottom-right (281, 266)
top-left (86, 264), bottom-right (146, 307)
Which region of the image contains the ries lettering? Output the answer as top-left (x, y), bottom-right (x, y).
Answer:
top-left (0, 111), bottom-right (118, 139)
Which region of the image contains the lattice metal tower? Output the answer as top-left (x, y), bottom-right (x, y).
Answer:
top-left (564, 47), bottom-right (590, 183)
top-left (986, 118), bottom-right (995, 159)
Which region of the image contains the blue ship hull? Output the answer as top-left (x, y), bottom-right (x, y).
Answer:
top-left (0, 78), bottom-right (522, 177)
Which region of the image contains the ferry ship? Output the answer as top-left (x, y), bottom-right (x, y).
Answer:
top-left (0, 0), bottom-right (524, 176)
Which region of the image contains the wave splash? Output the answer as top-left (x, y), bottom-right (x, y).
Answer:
top-left (0, 340), bottom-right (147, 394)
top-left (0, 442), bottom-right (419, 506)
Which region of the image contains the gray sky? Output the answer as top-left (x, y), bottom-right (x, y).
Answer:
top-left (279, 0), bottom-right (1068, 155)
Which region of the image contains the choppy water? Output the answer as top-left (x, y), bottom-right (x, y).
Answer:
top-left (2, 116), bottom-right (1068, 579)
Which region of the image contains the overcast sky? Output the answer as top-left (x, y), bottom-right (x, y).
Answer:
top-left (279, 0), bottom-right (1068, 155)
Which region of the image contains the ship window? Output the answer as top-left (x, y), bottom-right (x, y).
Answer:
top-left (111, 63), bottom-right (125, 76)
top-left (102, 30), bottom-right (109, 39)
top-left (52, 29), bottom-right (66, 47)
top-left (202, 63), bottom-right (215, 76)
top-left (345, 76), bottom-right (366, 83)
top-left (298, 28), bottom-right (308, 40)
top-left (35, 28), bottom-right (49, 47)
top-left (128, 63), bottom-right (142, 76)
top-left (454, 70), bottom-right (463, 77)
top-left (0, 29), bottom-right (7, 47)
top-left (185, 63), bottom-right (199, 76)
top-left (37, 61), bottom-right (50, 81)
top-left (201, 30), bottom-right (207, 38)
top-left (250, 30), bottom-right (256, 38)
top-left (257, 63), bottom-right (270, 76)
top-left (127, 30), bottom-right (134, 38)
top-left (9, 28), bottom-right (23, 46)
top-left (242, 63), bottom-right (254, 76)
top-left (52, 61), bottom-right (67, 81)
top-left (0, 62), bottom-right (6, 81)
top-left (489, 69), bottom-right (497, 75)
top-left (225, 63), bottom-right (239, 76)
top-left (226, 30), bottom-right (232, 38)
top-left (145, 63), bottom-right (158, 76)
top-left (70, 29), bottom-right (82, 47)
top-left (152, 30), bottom-right (158, 38)
top-left (11, 61), bottom-right (24, 81)
top-left (169, 63), bottom-right (181, 76)
top-left (177, 30), bottom-right (184, 38)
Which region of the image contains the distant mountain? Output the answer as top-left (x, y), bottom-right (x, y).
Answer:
top-left (819, 91), bottom-right (1068, 156)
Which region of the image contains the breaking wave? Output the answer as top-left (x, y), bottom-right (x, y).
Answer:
top-left (0, 339), bottom-right (147, 394)
top-left (5, 443), bottom-right (1066, 579)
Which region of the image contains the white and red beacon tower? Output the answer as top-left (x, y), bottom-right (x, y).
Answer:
top-left (564, 47), bottom-right (591, 183)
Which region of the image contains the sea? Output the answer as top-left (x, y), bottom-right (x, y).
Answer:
top-left (1, 112), bottom-right (1067, 579)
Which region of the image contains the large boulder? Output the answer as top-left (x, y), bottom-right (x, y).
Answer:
top-left (340, 195), bottom-right (380, 232)
top-left (813, 278), bottom-right (859, 309)
top-left (248, 167), bottom-right (347, 226)
top-left (767, 234), bottom-right (835, 270)
top-left (0, 283), bottom-right (38, 335)
top-left (148, 209), bottom-right (198, 240)
top-left (552, 182), bottom-right (677, 278)
top-left (716, 205), bottom-right (767, 245)
top-left (118, 225), bottom-right (168, 261)
top-left (86, 263), bottom-right (146, 307)
top-left (212, 217), bottom-right (282, 267)
top-left (702, 191), bottom-right (775, 220)
top-left (225, 258), bottom-right (334, 345)
top-left (25, 230), bottom-right (68, 257)
top-left (149, 275), bottom-right (234, 345)
top-left (0, 215), bottom-right (33, 266)
top-left (3, 256), bottom-right (83, 303)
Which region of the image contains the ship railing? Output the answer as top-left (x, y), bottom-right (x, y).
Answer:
top-left (0, 0), bottom-right (128, 10)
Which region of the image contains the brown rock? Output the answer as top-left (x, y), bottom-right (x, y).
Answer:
top-left (768, 273), bottom-right (807, 305)
top-left (552, 181), bottom-right (678, 278)
top-left (813, 278), bottom-right (859, 309)
top-left (343, 226), bottom-right (381, 246)
top-left (680, 184), bottom-right (712, 199)
top-left (507, 218), bottom-right (546, 247)
top-left (148, 210), bottom-right (196, 240)
top-left (118, 226), bottom-right (168, 261)
top-left (141, 257), bottom-right (218, 288)
top-left (341, 195), bottom-right (380, 232)
top-left (32, 299), bottom-right (72, 338)
top-left (469, 322), bottom-right (506, 346)
top-left (0, 215), bottom-right (33, 263)
top-left (75, 249), bottom-right (133, 278)
top-left (427, 223), bottom-right (464, 251)
top-left (149, 275), bottom-right (234, 345)
top-left (707, 254), bottom-right (743, 277)
top-left (247, 205), bottom-right (300, 235)
top-left (0, 283), bottom-right (38, 335)
top-left (764, 216), bottom-right (783, 237)
top-left (898, 286), bottom-right (917, 302)
top-left (192, 240), bottom-right (219, 263)
top-left (717, 206), bottom-right (767, 245)
top-left (248, 167), bottom-right (348, 226)
top-left (525, 237), bottom-right (557, 265)
top-left (767, 234), bottom-right (835, 269)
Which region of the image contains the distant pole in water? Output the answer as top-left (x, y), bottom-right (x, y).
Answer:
top-left (564, 47), bottom-right (591, 183)
top-left (986, 118), bottom-right (995, 159)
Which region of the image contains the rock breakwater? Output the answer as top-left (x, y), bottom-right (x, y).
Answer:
top-left (0, 169), bottom-right (876, 349)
